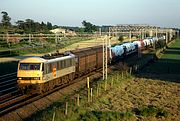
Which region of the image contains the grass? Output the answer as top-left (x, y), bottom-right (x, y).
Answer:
top-left (143, 39), bottom-right (180, 74)
top-left (78, 111), bottom-right (133, 121)
top-left (0, 36), bottom-right (96, 57)
top-left (24, 70), bottom-right (172, 121)
top-left (24, 71), bottom-right (135, 121)
top-left (134, 105), bottom-right (168, 117)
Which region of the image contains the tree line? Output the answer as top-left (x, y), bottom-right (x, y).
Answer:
top-left (0, 11), bottom-right (98, 34)
top-left (0, 11), bottom-right (55, 34)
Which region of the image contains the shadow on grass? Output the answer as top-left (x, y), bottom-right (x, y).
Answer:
top-left (138, 58), bottom-right (180, 83)
top-left (164, 50), bottom-right (180, 55)
top-left (136, 39), bottom-right (180, 83)
top-left (167, 47), bottom-right (180, 50)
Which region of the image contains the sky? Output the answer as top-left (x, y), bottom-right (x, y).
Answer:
top-left (0, 0), bottom-right (180, 28)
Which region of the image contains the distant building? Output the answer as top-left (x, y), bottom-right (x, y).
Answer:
top-left (50, 28), bottom-right (76, 36)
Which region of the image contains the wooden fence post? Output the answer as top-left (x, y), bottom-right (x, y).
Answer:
top-left (52, 111), bottom-right (56, 121)
top-left (87, 77), bottom-right (90, 88)
top-left (111, 77), bottom-right (113, 87)
top-left (65, 102), bottom-right (68, 115)
top-left (90, 88), bottom-right (93, 102)
top-left (87, 77), bottom-right (90, 102)
top-left (77, 94), bottom-right (80, 106)
top-left (129, 67), bottom-right (132, 75)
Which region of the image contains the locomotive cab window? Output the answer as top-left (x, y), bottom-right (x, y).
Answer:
top-left (19, 63), bottom-right (41, 70)
top-left (42, 63), bottom-right (44, 71)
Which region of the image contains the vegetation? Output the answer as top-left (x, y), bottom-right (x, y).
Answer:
top-left (24, 72), bottom-right (135, 121)
top-left (1, 11), bottom-right (11, 29)
top-left (0, 11), bottom-right (54, 34)
top-left (78, 111), bottom-right (133, 121)
top-left (0, 11), bottom-right (100, 34)
top-left (15, 19), bottom-right (53, 34)
top-left (0, 36), bottom-right (94, 57)
top-left (23, 68), bottom-right (178, 121)
top-left (82, 20), bottom-right (98, 33)
top-left (134, 105), bottom-right (168, 117)
top-left (143, 39), bottom-right (180, 74)
top-left (118, 35), bottom-right (124, 42)
top-left (0, 11), bottom-right (100, 57)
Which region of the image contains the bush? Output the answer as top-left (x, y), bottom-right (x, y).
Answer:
top-left (118, 36), bottom-right (124, 42)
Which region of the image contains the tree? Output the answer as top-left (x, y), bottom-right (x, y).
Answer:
top-left (15, 20), bottom-right (25, 34)
top-left (25, 19), bottom-right (34, 33)
top-left (82, 20), bottom-right (97, 33)
top-left (52, 25), bottom-right (59, 29)
top-left (16, 20), bottom-right (25, 29)
top-left (47, 22), bottom-right (52, 30)
top-left (1, 11), bottom-right (11, 29)
top-left (15, 19), bottom-right (53, 34)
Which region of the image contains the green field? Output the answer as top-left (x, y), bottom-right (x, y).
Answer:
top-left (143, 39), bottom-right (180, 74)
top-left (0, 36), bottom-right (95, 57)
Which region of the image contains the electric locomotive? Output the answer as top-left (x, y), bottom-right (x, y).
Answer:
top-left (17, 53), bottom-right (76, 94)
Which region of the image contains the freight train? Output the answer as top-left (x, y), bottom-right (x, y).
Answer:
top-left (17, 36), bottom-right (163, 94)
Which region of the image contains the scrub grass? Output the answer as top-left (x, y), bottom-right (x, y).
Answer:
top-left (24, 70), bottom-right (179, 121)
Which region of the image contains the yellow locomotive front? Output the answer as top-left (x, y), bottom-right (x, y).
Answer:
top-left (17, 57), bottom-right (46, 94)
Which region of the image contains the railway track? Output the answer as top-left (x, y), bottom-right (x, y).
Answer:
top-left (0, 72), bottom-right (18, 94)
top-left (0, 68), bottom-right (103, 116)
top-left (0, 72), bottom-right (18, 103)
